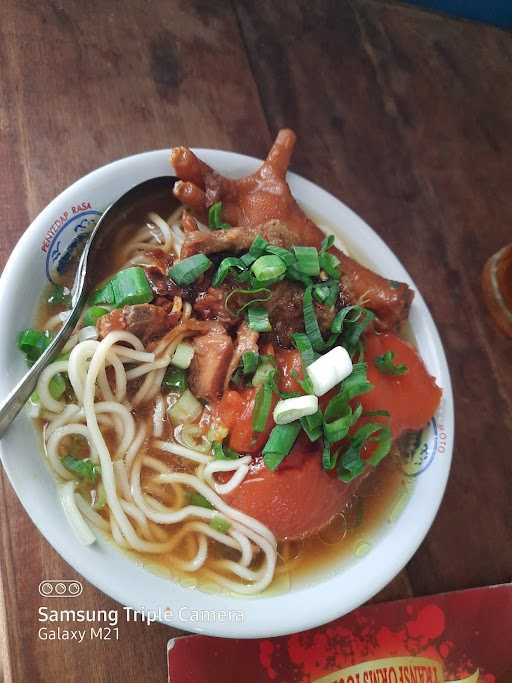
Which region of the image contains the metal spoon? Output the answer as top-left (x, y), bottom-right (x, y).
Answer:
top-left (0, 175), bottom-right (178, 436)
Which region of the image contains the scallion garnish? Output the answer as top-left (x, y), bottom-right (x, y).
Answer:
top-left (208, 201), bottom-right (230, 230)
top-left (212, 257), bottom-right (245, 287)
top-left (252, 382), bottom-right (273, 433)
top-left (62, 455), bottom-right (100, 484)
top-left (248, 234), bottom-right (269, 258)
top-left (241, 351), bottom-right (259, 376)
top-left (319, 251), bottom-right (341, 278)
top-left (162, 366), bottom-right (187, 393)
top-left (337, 362), bottom-right (373, 402)
top-left (48, 284), bottom-right (71, 306)
top-left (265, 245), bottom-right (295, 266)
top-left (286, 264), bottom-right (313, 288)
top-left (17, 328), bottom-right (53, 365)
top-left (109, 267), bottom-right (154, 307)
top-left (187, 492), bottom-right (214, 509)
top-left (293, 246), bottom-right (320, 277)
top-left (252, 356), bottom-right (277, 387)
top-left (89, 281), bottom-right (115, 306)
top-left (247, 305), bottom-right (272, 332)
top-left (83, 306), bottom-right (109, 327)
top-left (209, 516), bottom-right (231, 533)
top-left (49, 373), bottom-right (67, 400)
top-left (300, 410), bottom-right (323, 442)
top-left (337, 423), bottom-right (392, 482)
top-left (212, 441), bottom-right (240, 460)
top-left (303, 286), bottom-right (336, 352)
top-left (320, 235), bottom-right (335, 251)
top-left (374, 350), bottom-right (408, 376)
top-left (263, 421), bottom-right (302, 470)
top-left (323, 399), bottom-right (362, 444)
top-left (225, 287), bottom-right (272, 316)
top-left (292, 332), bottom-right (317, 367)
top-left (251, 254), bottom-right (286, 283)
top-left (169, 254), bottom-right (213, 286)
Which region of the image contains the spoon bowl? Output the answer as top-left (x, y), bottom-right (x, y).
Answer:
top-left (0, 175), bottom-right (177, 436)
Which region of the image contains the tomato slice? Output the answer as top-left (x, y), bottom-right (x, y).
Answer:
top-left (360, 333), bottom-right (442, 437)
top-left (223, 433), bottom-right (361, 540)
top-left (212, 388), bottom-right (276, 454)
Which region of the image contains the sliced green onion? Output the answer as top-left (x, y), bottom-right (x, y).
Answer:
top-left (89, 280), bottom-right (115, 306)
top-left (168, 389), bottom-right (203, 424)
top-left (286, 264), bottom-right (313, 288)
top-left (331, 305), bottom-right (363, 334)
top-left (62, 455), bottom-right (100, 484)
top-left (251, 255), bottom-right (286, 282)
top-left (374, 350), bottom-right (408, 376)
top-left (319, 251), bottom-right (341, 278)
top-left (17, 328), bottom-right (53, 364)
top-left (110, 267), bottom-right (154, 307)
top-left (224, 287), bottom-right (272, 316)
top-left (293, 246), bottom-right (320, 276)
top-left (337, 423), bottom-right (392, 482)
top-left (49, 373), bottom-right (67, 400)
top-left (248, 234), bottom-right (269, 258)
top-left (322, 442), bottom-right (337, 470)
top-left (320, 235), bottom-right (335, 252)
top-left (338, 362), bottom-right (373, 402)
top-left (208, 201), bottom-right (230, 230)
top-left (323, 400), bottom-right (362, 444)
top-left (187, 492), bottom-right (214, 509)
top-left (363, 409), bottom-right (391, 417)
top-left (252, 356), bottom-right (276, 387)
top-left (162, 366), bottom-right (187, 393)
top-left (209, 515), bottom-right (231, 533)
top-left (341, 308), bottom-right (375, 353)
top-left (241, 351), bottom-right (259, 376)
top-left (83, 306), bottom-right (109, 327)
top-left (273, 395), bottom-right (318, 425)
top-left (263, 421), bottom-right (301, 470)
top-left (212, 442), bottom-right (240, 460)
top-left (252, 382), bottom-right (273, 433)
top-left (313, 280), bottom-right (339, 307)
top-left (171, 342), bottom-right (195, 370)
top-left (48, 284), bottom-right (71, 306)
top-left (240, 253), bottom-right (257, 268)
top-left (303, 286), bottom-right (336, 352)
top-left (300, 410), bottom-right (323, 442)
top-left (265, 245), bottom-right (295, 266)
top-left (247, 305), bottom-right (271, 332)
top-left (212, 257), bottom-right (246, 287)
top-left (292, 332), bottom-right (317, 367)
top-left (169, 254), bottom-right (213, 286)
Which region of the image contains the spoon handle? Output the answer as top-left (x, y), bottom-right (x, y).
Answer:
top-left (0, 309), bottom-right (81, 437)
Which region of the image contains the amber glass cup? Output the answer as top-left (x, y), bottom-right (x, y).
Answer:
top-left (482, 244), bottom-right (512, 337)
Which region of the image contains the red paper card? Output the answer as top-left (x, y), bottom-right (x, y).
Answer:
top-left (167, 584), bottom-right (511, 682)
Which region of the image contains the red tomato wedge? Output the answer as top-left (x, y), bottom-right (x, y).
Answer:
top-left (359, 333), bottom-right (442, 438)
top-left (223, 433), bottom-right (363, 540)
top-left (213, 388), bottom-right (276, 454)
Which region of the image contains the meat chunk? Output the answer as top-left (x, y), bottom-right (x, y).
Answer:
top-left (181, 220), bottom-right (295, 259)
top-left (224, 323), bottom-right (259, 389)
top-left (188, 322), bottom-right (234, 401)
top-left (337, 251), bottom-right (414, 331)
top-left (193, 286), bottom-right (239, 326)
top-left (96, 304), bottom-right (171, 343)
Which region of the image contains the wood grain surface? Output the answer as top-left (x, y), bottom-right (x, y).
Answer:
top-left (1, 1), bottom-right (511, 681)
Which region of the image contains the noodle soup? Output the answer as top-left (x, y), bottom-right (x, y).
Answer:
top-left (19, 131), bottom-right (441, 598)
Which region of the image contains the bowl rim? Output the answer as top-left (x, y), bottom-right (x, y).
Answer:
top-left (0, 148), bottom-right (454, 638)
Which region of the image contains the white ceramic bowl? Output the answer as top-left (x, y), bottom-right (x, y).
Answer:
top-left (0, 149), bottom-right (453, 638)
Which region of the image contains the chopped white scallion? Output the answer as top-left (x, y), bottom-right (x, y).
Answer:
top-left (78, 325), bottom-right (99, 343)
top-left (171, 342), bottom-right (195, 369)
top-left (306, 346), bottom-right (353, 397)
top-left (59, 481), bottom-right (96, 546)
top-left (273, 395), bottom-right (319, 425)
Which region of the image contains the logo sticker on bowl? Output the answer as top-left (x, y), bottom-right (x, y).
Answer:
top-left (41, 201), bottom-right (101, 284)
top-left (401, 399), bottom-right (448, 477)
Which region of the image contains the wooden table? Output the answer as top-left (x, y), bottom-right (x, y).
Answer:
top-left (1, 1), bottom-right (511, 681)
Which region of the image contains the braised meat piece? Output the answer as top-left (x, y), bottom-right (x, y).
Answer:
top-left (97, 304), bottom-right (171, 343)
top-left (188, 322), bottom-right (234, 401)
top-left (193, 286), bottom-right (240, 326)
top-left (224, 323), bottom-right (259, 389)
top-left (181, 220), bottom-right (295, 259)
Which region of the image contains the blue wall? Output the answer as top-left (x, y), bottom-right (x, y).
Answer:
top-left (405, 1), bottom-right (512, 28)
